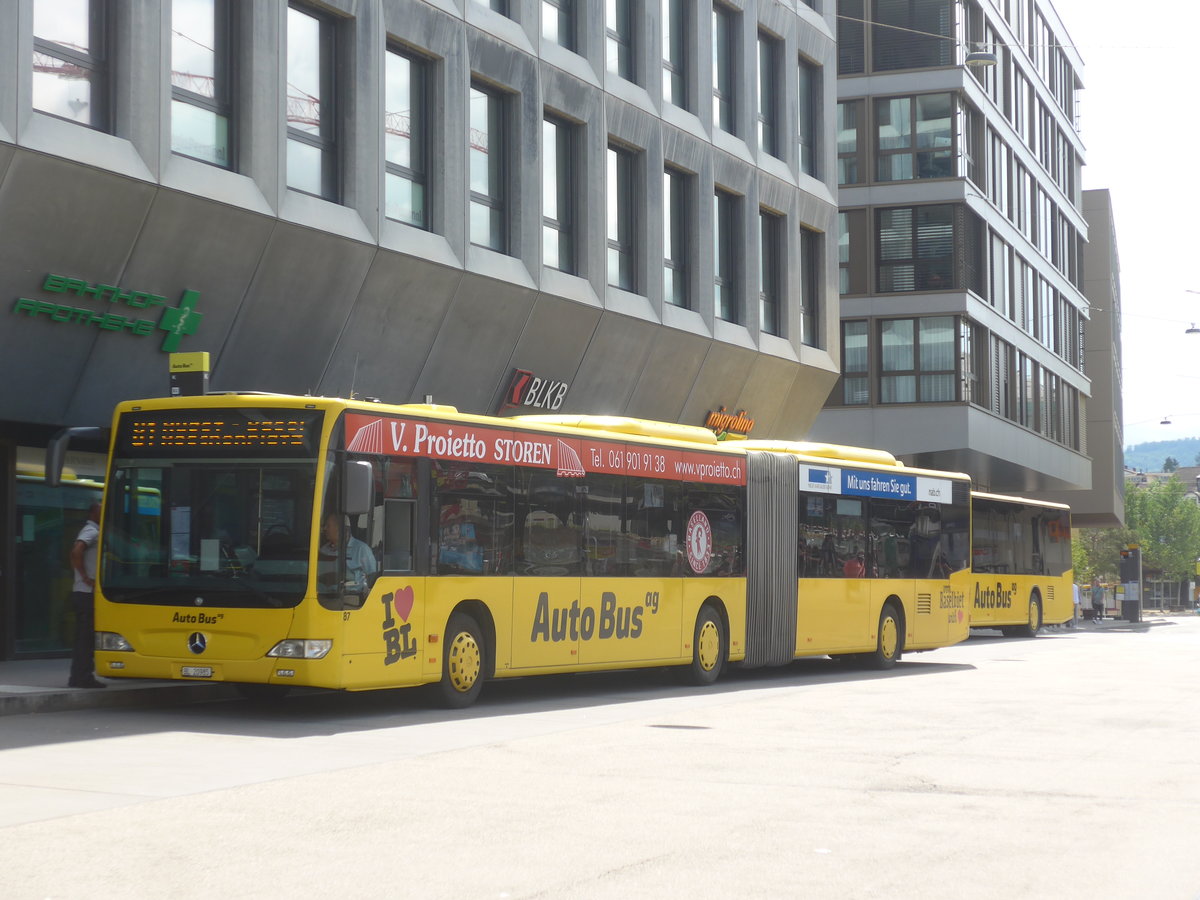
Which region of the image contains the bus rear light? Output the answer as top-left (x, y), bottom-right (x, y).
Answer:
top-left (96, 632), bottom-right (134, 652)
top-left (266, 639), bottom-right (332, 660)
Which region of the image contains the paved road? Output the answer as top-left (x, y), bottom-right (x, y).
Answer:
top-left (2, 617), bottom-right (1199, 899)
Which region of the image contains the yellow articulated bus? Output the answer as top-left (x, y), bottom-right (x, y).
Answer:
top-left (58, 393), bottom-right (974, 706)
top-left (968, 491), bottom-right (1073, 635)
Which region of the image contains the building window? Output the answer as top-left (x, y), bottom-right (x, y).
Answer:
top-left (759, 210), bottom-right (782, 336)
top-left (841, 320), bottom-right (869, 405)
top-left (757, 33), bottom-right (780, 158)
top-left (543, 115), bottom-right (576, 273)
top-left (872, 0), bottom-right (954, 72)
top-left (662, 0), bottom-right (688, 109)
top-left (797, 57), bottom-right (818, 176)
top-left (839, 0), bottom-right (866, 75)
top-left (606, 0), bottom-right (635, 81)
top-left (875, 93), bottom-right (954, 181)
top-left (544, 0), bottom-right (576, 50)
top-left (286, 3), bottom-right (337, 200)
top-left (385, 46), bottom-right (428, 229)
top-left (712, 4), bottom-right (736, 134)
top-left (32, 0), bottom-right (109, 130)
top-left (664, 166), bottom-right (691, 308)
top-left (171, 0), bottom-right (232, 168)
top-left (837, 100), bottom-right (863, 186)
top-left (714, 188), bottom-right (739, 322)
top-left (475, 0), bottom-right (509, 13)
top-left (800, 227), bottom-right (819, 347)
top-left (876, 205), bottom-right (954, 292)
top-left (880, 316), bottom-right (957, 403)
top-left (607, 143), bottom-right (636, 290)
top-left (469, 83), bottom-right (507, 252)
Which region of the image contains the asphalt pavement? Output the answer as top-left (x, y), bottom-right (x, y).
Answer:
top-left (0, 614), bottom-right (1147, 717)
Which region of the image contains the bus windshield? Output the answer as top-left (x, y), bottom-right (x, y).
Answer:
top-left (102, 407), bottom-right (323, 608)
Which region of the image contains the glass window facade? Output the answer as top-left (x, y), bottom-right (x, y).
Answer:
top-left (606, 0), bottom-right (635, 81)
top-left (712, 4), bottom-right (736, 134)
top-left (607, 143), bottom-right (636, 291)
top-left (543, 115), bottom-right (576, 273)
top-left (714, 188), bottom-right (739, 322)
top-left (469, 84), bottom-right (506, 252)
top-left (875, 93), bottom-right (953, 181)
top-left (664, 166), bottom-right (690, 308)
top-left (385, 46), bottom-right (428, 229)
top-left (662, 0), bottom-right (688, 109)
top-left (32, 0), bottom-right (108, 130)
top-left (544, 0), bottom-right (576, 50)
top-left (759, 210), bottom-right (782, 336)
top-left (286, 3), bottom-right (337, 200)
top-left (171, 0), bottom-right (232, 168)
top-left (797, 57), bottom-right (818, 176)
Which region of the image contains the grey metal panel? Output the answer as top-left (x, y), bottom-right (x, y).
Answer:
top-left (679, 342), bottom-right (756, 429)
top-left (413, 275), bottom-right (539, 415)
top-left (568, 311), bottom-right (657, 415)
top-left (213, 224), bottom-right (377, 394)
top-left (318, 252), bottom-right (465, 404)
top-left (489, 294), bottom-right (602, 414)
top-left (743, 451), bottom-right (798, 668)
top-left (625, 328), bottom-right (710, 422)
top-left (0, 152), bottom-right (156, 425)
top-left (779, 367), bottom-right (840, 440)
top-left (732, 354), bottom-right (802, 438)
top-left (64, 186), bottom-right (276, 422)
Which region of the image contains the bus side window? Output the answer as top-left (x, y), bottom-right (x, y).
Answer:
top-left (384, 500), bottom-right (414, 572)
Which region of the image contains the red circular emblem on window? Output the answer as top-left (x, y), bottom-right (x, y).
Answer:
top-left (686, 510), bottom-right (713, 574)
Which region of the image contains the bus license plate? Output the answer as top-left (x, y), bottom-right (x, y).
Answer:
top-left (180, 666), bottom-right (213, 678)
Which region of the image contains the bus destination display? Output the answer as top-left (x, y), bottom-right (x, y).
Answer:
top-left (116, 408), bottom-right (323, 457)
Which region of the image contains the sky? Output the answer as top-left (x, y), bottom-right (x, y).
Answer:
top-left (1047, 0), bottom-right (1200, 448)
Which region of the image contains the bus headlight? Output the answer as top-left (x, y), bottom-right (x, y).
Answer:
top-left (95, 632), bottom-right (134, 652)
top-left (266, 639), bottom-right (332, 660)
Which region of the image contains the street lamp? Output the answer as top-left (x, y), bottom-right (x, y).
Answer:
top-left (964, 43), bottom-right (998, 67)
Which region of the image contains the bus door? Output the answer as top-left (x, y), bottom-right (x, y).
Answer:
top-left (798, 493), bottom-right (871, 652)
top-left (578, 475), bottom-right (683, 666)
top-left (510, 470), bottom-right (582, 669)
top-left (337, 457), bottom-right (426, 689)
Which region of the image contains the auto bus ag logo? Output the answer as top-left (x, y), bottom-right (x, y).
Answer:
top-left (11, 273), bottom-right (203, 352)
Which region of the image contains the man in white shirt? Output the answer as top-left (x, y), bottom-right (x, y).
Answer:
top-left (68, 503), bottom-right (105, 689)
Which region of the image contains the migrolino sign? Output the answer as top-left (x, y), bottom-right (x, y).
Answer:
top-left (12, 273), bottom-right (203, 352)
top-left (704, 406), bottom-right (755, 438)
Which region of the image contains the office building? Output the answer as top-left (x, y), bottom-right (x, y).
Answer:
top-left (812, 0), bottom-right (1122, 519)
top-left (0, 1), bottom-right (839, 658)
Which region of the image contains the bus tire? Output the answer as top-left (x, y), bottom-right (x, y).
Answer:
top-left (1006, 596), bottom-right (1042, 639)
top-left (867, 603), bottom-right (903, 670)
top-left (435, 612), bottom-right (486, 708)
top-left (686, 605), bottom-right (726, 686)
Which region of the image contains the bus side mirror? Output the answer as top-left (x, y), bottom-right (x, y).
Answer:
top-left (45, 426), bottom-right (110, 487)
top-left (343, 460), bottom-right (373, 517)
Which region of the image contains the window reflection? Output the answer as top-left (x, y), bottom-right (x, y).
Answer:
top-left (32, 0), bottom-right (107, 130)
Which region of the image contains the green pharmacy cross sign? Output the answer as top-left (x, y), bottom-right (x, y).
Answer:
top-left (11, 274), bottom-right (203, 352)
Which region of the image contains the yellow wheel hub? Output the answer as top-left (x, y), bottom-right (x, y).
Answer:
top-left (880, 615), bottom-right (899, 660)
top-left (447, 630), bottom-right (482, 693)
top-left (697, 619), bottom-right (720, 672)
top-left (1029, 601), bottom-right (1038, 629)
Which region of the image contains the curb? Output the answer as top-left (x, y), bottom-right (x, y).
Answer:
top-left (0, 682), bottom-right (239, 717)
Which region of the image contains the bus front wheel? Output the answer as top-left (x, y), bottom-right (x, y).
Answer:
top-left (686, 605), bottom-right (726, 686)
top-left (867, 603), bottom-right (903, 670)
top-left (435, 612), bottom-right (486, 708)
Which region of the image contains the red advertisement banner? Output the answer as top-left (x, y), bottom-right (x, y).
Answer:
top-left (344, 413), bottom-right (745, 485)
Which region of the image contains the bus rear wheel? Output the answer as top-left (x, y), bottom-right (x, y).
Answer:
top-left (867, 603), bottom-right (902, 670)
top-left (686, 605), bottom-right (726, 686)
top-left (435, 612), bottom-right (486, 708)
top-left (1004, 597), bottom-right (1042, 638)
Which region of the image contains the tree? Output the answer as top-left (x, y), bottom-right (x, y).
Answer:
top-left (1163, 456), bottom-right (1180, 472)
top-left (1122, 478), bottom-right (1200, 581)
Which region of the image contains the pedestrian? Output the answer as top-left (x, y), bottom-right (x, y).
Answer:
top-left (1092, 578), bottom-right (1104, 623)
top-left (68, 502), bottom-right (105, 688)
top-left (1070, 582), bottom-right (1080, 628)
